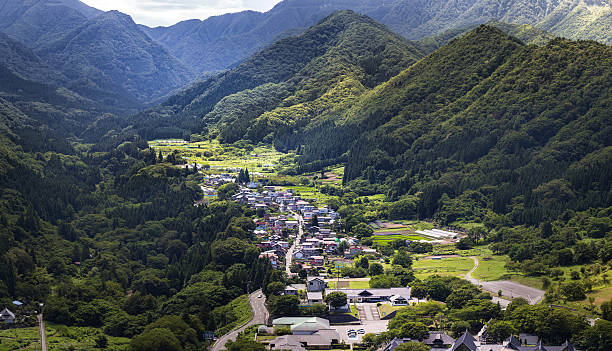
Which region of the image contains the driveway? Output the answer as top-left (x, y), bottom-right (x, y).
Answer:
top-left (466, 257), bottom-right (544, 305)
top-left (211, 289), bottom-right (268, 351)
top-left (333, 320), bottom-right (389, 343)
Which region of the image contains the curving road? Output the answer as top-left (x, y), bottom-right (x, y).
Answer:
top-left (211, 289), bottom-right (268, 351)
top-left (466, 257), bottom-right (544, 306)
top-left (285, 214), bottom-right (304, 276)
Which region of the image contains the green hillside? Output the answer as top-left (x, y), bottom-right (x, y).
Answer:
top-left (340, 26), bottom-right (611, 226)
top-left (132, 10), bottom-right (424, 140)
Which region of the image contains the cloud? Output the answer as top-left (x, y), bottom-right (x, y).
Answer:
top-left (81, 0), bottom-right (282, 27)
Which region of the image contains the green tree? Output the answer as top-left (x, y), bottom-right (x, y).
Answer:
top-left (351, 222), bottom-right (373, 238)
top-left (130, 328), bottom-right (183, 351)
top-left (392, 250), bottom-right (412, 268)
top-left (398, 322), bottom-right (429, 340)
top-left (217, 183), bottom-right (240, 200)
top-left (369, 262), bottom-right (384, 276)
top-left (325, 291), bottom-right (348, 309)
top-left (485, 320), bottom-right (516, 343)
top-left (269, 295), bottom-right (300, 316)
top-left (266, 281), bottom-right (286, 296)
top-left (560, 281), bottom-right (586, 301)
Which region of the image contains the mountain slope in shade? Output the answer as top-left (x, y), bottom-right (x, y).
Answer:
top-left (131, 11), bottom-right (423, 140)
top-left (0, 32), bottom-right (66, 84)
top-left (37, 11), bottom-right (195, 104)
top-left (145, 0), bottom-right (611, 73)
top-left (0, 0), bottom-right (100, 47)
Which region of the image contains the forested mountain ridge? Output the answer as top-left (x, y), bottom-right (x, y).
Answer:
top-left (130, 10), bottom-right (424, 140)
top-left (338, 27), bottom-right (611, 226)
top-left (0, 0), bottom-right (100, 47)
top-left (145, 0), bottom-right (611, 73)
top-left (36, 10), bottom-right (195, 105)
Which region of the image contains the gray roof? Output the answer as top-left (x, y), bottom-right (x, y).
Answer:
top-left (307, 291), bottom-right (323, 300)
top-left (519, 333), bottom-right (539, 345)
top-left (326, 287), bottom-right (411, 299)
top-left (269, 335), bottom-right (307, 351)
top-left (451, 331), bottom-right (478, 351)
top-left (507, 335), bottom-right (522, 349)
top-left (0, 308), bottom-right (15, 319)
top-left (424, 331), bottom-right (455, 346)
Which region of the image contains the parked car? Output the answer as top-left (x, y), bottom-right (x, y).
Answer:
top-left (258, 294), bottom-right (262, 298)
top-left (357, 329), bottom-right (365, 334)
top-left (348, 329), bottom-right (356, 333)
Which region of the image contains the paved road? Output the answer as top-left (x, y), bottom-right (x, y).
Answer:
top-left (37, 314), bottom-right (47, 351)
top-left (466, 257), bottom-right (544, 305)
top-left (211, 290), bottom-right (268, 351)
top-left (285, 214), bottom-right (304, 276)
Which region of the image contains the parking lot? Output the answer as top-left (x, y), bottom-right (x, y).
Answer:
top-left (333, 320), bottom-right (389, 343)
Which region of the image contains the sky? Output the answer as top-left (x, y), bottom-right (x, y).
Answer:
top-left (81, 0), bottom-right (283, 27)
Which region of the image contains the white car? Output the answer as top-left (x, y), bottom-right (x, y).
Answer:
top-left (258, 294), bottom-right (262, 298)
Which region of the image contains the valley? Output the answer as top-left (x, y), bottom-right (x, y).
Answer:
top-left (0, 0), bottom-right (610, 350)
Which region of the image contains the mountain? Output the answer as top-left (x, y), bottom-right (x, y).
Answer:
top-left (416, 20), bottom-right (557, 53)
top-left (36, 10), bottom-right (195, 105)
top-left (145, 0), bottom-right (611, 73)
top-left (0, 32), bottom-right (66, 84)
top-left (0, 0), bottom-right (100, 47)
top-left (335, 26), bottom-right (611, 223)
top-left (131, 10), bottom-right (424, 140)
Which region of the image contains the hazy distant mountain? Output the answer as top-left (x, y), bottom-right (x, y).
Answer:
top-left (145, 0), bottom-right (611, 73)
top-left (0, 0), bottom-right (101, 47)
top-left (36, 11), bottom-right (195, 104)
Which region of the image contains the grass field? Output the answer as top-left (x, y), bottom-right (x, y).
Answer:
top-left (327, 280), bottom-right (371, 289)
top-left (412, 256), bottom-right (474, 280)
top-left (149, 139), bottom-right (285, 174)
top-left (370, 221), bottom-right (436, 244)
top-left (0, 324), bottom-right (130, 351)
top-left (281, 185), bottom-right (337, 205)
top-left (471, 255), bottom-right (511, 281)
top-left (378, 304), bottom-right (405, 318)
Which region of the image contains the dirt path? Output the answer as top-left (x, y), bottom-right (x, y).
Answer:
top-left (466, 257), bottom-right (544, 306)
top-left (38, 314), bottom-right (47, 351)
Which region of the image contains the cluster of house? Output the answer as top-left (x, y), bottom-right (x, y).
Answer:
top-left (381, 330), bottom-right (578, 351)
top-left (266, 317), bottom-right (341, 351)
top-left (284, 277), bottom-right (414, 307)
top-left (202, 173), bottom-right (236, 188)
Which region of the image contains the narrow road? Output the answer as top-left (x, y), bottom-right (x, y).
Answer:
top-left (37, 313), bottom-right (47, 351)
top-left (466, 257), bottom-right (544, 306)
top-left (211, 289), bottom-right (268, 351)
top-left (285, 214), bottom-right (304, 275)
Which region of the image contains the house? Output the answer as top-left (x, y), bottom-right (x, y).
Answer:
top-left (284, 286), bottom-right (298, 295)
top-left (268, 330), bottom-right (340, 350)
top-left (310, 256), bottom-right (324, 267)
top-left (424, 331), bottom-right (455, 349)
top-left (326, 287), bottom-right (411, 303)
top-left (0, 308), bottom-right (15, 324)
top-left (390, 295), bottom-right (409, 306)
top-left (307, 291), bottom-right (324, 305)
top-left (307, 277), bottom-right (327, 292)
